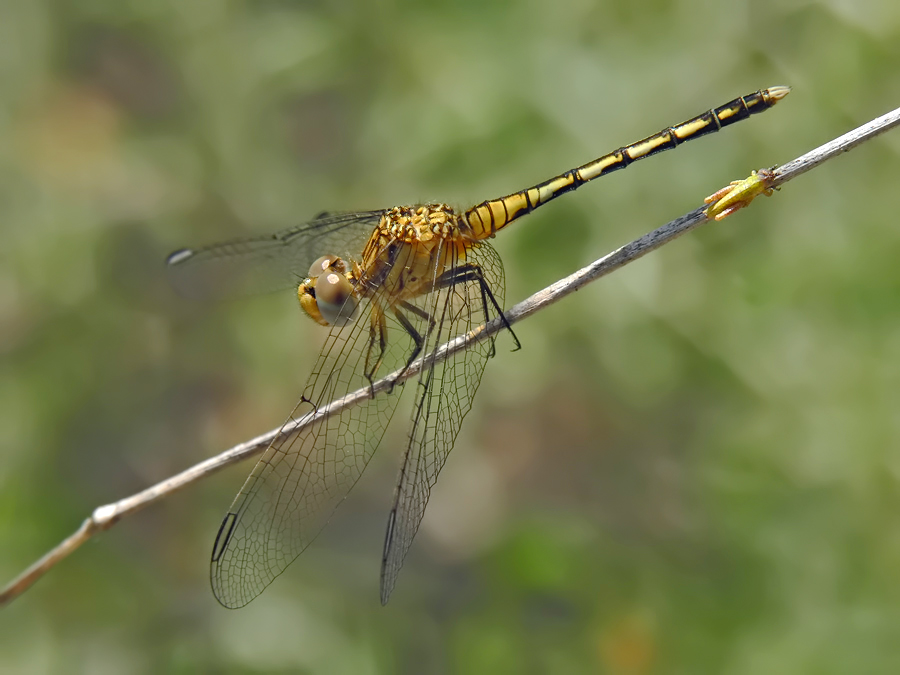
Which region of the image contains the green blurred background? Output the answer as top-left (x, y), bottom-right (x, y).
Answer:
top-left (2, 0), bottom-right (900, 672)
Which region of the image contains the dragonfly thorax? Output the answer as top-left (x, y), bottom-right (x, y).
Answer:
top-left (298, 255), bottom-right (360, 326)
top-left (381, 203), bottom-right (465, 242)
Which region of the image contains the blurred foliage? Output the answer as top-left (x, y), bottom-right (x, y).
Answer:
top-left (2, 0), bottom-right (900, 673)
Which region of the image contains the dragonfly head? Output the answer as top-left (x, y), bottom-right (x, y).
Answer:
top-left (298, 255), bottom-right (359, 327)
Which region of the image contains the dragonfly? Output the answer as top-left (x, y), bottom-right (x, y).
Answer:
top-left (167, 85), bottom-right (789, 608)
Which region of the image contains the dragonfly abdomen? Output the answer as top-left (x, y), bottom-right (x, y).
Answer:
top-left (463, 86), bottom-right (790, 241)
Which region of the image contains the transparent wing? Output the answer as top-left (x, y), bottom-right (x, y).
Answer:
top-left (380, 240), bottom-right (506, 604)
top-left (209, 236), bottom-right (439, 608)
top-left (166, 210), bottom-right (384, 300)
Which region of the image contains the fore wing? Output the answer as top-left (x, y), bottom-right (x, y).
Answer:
top-left (166, 211), bottom-right (384, 300)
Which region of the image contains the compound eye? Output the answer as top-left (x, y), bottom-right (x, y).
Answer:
top-left (308, 255), bottom-right (340, 278)
top-left (315, 271), bottom-right (358, 326)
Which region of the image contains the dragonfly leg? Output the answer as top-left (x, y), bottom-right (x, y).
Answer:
top-left (398, 300), bottom-right (436, 334)
top-left (435, 263), bottom-right (521, 353)
top-left (364, 304), bottom-right (389, 395)
top-left (394, 307), bottom-right (426, 374)
top-left (396, 301), bottom-right (443, 383)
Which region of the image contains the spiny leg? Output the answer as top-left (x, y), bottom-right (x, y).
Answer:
top-left (388, 307), bottom-right (426, 393)
top-left (435, 263), bottom-right (521, 352)
top-left (385, 261), bottom-right (513, 390)
top-left (363, 303), bottom-right (389, 394)
top-left (398, 300), bottom-right (436, 334)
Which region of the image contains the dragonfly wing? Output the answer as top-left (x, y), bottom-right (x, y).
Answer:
top-left (210, 282), bottom-right (416, 608)
top-left (379, 241), bottom-right (506, 604)
top-left (166, 211), bottom-right (384, 300)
